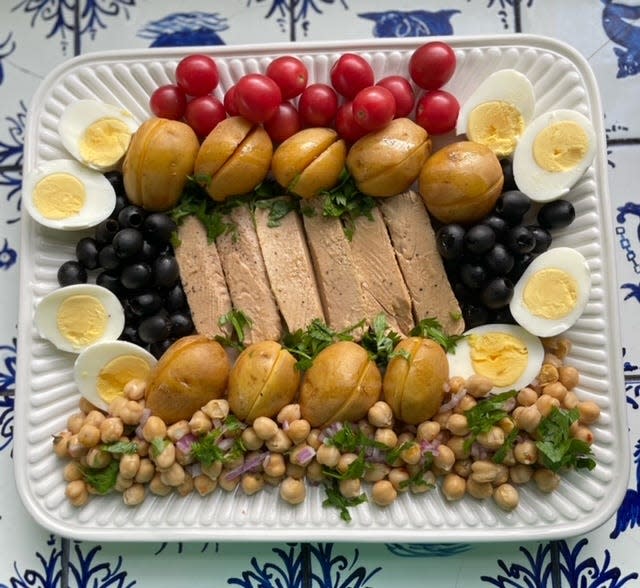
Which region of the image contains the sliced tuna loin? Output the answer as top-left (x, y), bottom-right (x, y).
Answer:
top-left (350, 206), bottom-right (414, 335)
top-left (174, 215), bottom-right (233, 338)
top-left (254, 198), bottom-right (325, 332)
top-left (302, 197), bottom-right (367, 333)
top-left (216, 204), bottom-right (283, 343)
top-left (378, 190), bottom-right (464, 335)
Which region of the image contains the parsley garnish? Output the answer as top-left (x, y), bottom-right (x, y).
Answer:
top-left (254, 196), bottom-right (298, 227)
top-left (384, 441), bottom-right (415, 465)
top-left (492, 426), bottom-right (519, 464)
top-left (81, 460), bottom-right (119, 495)
top-left (360, 314), bottom-right (407, 367)
top-left (410, 317), bottom-right (465, 353)
top-left (323, 452), bottom-right (369, 481)
top-left (322, 479), bottom-right (368, 522)
top-left (464, 390), bottom-right (518, 452)
top-left (101, 440), bottom-right (138, 455)
top-left (536, 407), bottom-right (596, 472)
top-left (215, 309), bottom-right (253, 351)
top-left (150, 437), bottom-right (170, 458)
top-left (190, 419), bottom-right (246, 467)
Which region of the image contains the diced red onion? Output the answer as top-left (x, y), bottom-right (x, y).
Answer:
top-left (365, 446), bottom-right (386, 463)
top-left (503, 397), bottom-right (516, 413)
top-left (217, 437), bottom-right (235, 452)
top-left (176, 432), bottom-right (197, 455)
top-left (282, 420), bottom-right (290, 431)
top-left (295, 445), bottom-right (316, 466)
top-left (225, 451), bottom-right (268, 481)
top-left (420, 439), bottom-right (441, 456)
top-left (439, 389), bottom-right (467, 413)
top-left (319, 422), bottom-right (343, 444)
top-left (470, 442), bottom-right (489, 460)
top-left (134, 408), bottom-right (153, 438)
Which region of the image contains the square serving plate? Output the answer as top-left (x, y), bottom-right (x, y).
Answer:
top-left (14, 35), bottom-right (629, 542)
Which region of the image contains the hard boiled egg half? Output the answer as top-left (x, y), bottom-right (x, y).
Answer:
top-left (447, 324), bottom-right (544, 393)
top-left (58, 99), bottom-right (139, 171)
top-left (35, 284), bottom-right (125, 353)
top-left (456, 69), bottom-right (535, 158)
top-left (513, 109), bottom-right (596, 202)
top-left (23, 159), bottom-right (116, 230)
top-left (74, 341), bottom-right (157, 411)
top-left (510, 247), bottom-right (591, 337)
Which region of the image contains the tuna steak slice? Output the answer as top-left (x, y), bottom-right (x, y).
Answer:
top-left (216, 204), bottom-right (283, 343)
top-left (378, 190), bottom-right (464, 335)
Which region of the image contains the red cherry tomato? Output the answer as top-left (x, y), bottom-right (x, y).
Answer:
top-left (335, 101), bottom-right (368, 144)
top-left (149, 84), bottom-right (187, 120)
top-left (409, 42), bottom-right (456, 90)
top-left (415, 90), bottom-right (460, 135)
top-left (352, 86), bottom-right (396, 132)
top-left (234, 74), bottom-right (282, 124)
top-left (175, 54), bottom-right (219, 97)
top-left (266, 55), bottom-right (308, 100)
top-left (184, 95), bottom-right (227, 137)
top-left (330, 53), bottom-right (374, 100)
top-left (263, 102), bottom-right (302, 144)
top-left (224, 85), bottom-right (240, 116)
top-left (298, 83), bottom-right (338, 127)
top-left (376, 75), bottom-right (415, 119)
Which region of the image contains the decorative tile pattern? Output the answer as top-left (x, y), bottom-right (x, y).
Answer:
top-left (2, 0), bottom-right (639, 586)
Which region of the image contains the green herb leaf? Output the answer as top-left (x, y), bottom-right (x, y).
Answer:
top-left (215, 310), bottom-right (253, 351)
top-left (384, 441), bottom-right (415, 465)
top-left (410, 317), bottom-right (466, 353)
top-left (464, 390), bottom-right (518, 452)
top-left (323, 451), bottom-right (369, 481)
top-left (101, 440), bottom-right (138, 455)
top-left (324, 422), bottom-right (384, 454)
top-left (400, 462), bottom-right (435, 490)
top-left (150, 437), bottom-right (170, 458)
top-left (359, 313), bottom-right (405, 368)
top-left (322, 479), bottom-right (368, 522)
top-left (492, 426), bottom-right (519, 464)
top-left (81, 460), bottom-right (119, 495)
top-left (254, 196), bottom-right (298, 227)
top-left (535, 407), bottom-right (596, 472)
top-left (190, 432), bottom-right (225, 467)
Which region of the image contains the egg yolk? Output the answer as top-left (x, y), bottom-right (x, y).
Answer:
top-left (56, 295), bottom-right (108, 348)
top-left (97, 355), bottom-right (151, 404)
top-left (33, 173), bottom-right (86, 219)
top-left (523, 268), bottom-right (578, 319)
top-left (469, 332), bottom-right (528, 388)
top-left (79, 117), bottom-right (132, 168)
top-left (533, 121), bottom-right (589, 172)
top-left (467, 101), bottom-right (525, 158)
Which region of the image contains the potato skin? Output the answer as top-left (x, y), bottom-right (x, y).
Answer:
top-left (228, 341), bottom-right (300, 422)
top-left (123, 118), bottom-right (200, 211)
top-left (145, 335), bottom-right (230, 424)
top-left (300, 341), bottom-right (382, 427)
top-left (383, 337), bottom-right (449, 424)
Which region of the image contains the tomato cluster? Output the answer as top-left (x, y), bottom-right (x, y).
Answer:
top-left (149, 42), bottom-right (460, 144)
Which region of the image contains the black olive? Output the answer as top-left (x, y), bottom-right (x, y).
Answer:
top-left (149, 338), bottom-right (174, 359)
top-left (508, 253), bottom-right (535, 282)
top-left (104, 170), bottom-right (125, 195)
top-left (505, 225), bottom-right (536, 254)
top-left (117, 205), bottom-right (146, 229)
top-left (537, 200), bottom-right (575, 230)
top-left (460, 262), bottom-right (486, 289)
top-left (57, 260), bottom-right (87, 286)
top-left (120, 324), bottom-right (144, 346)
top-left (164, 283), bottom-right (188, 312)
top-left (462, 303), bottom-right (489, 329)
top-left (98, 244), bottom-right (121, 271)
top-left (453, 281), bottom-right (474, 303)
top-left (143, 213), bottom-right (178, 245)
top-left (138, 313), bottom-right (172, 344)
top-left (110, 194), bottom-right (129, 220)
top-left (112, 228), bottom-right (144, 259)
top-left (75, 237), bottom-right (99, 270)
top-left (481, 277), bottom-right (514, 309)
top-left (484, 243), bottom-right (515, 276)
top-left (170, 312), bottom-right (195, 337)
top-left (436, 224), bottom-right (466, 261)
top-left (494, 190), bottom-right (531, 225)
top-left (528, 225), bottom-right (553, 254)
top-left (94, 218), bottom-right (120, 246)
top-left (464, 224), bottom-right (496, 256)
top-left (96, 271), bottom-right (123, 295)
top-left (500, 158), bottom-right (517, 191)
top-left (128, 291), bottom-right (164, 317)
top-left (154, 255), bottom-right (180, 288)
top-left (120, 262), bottom-right (153, 290)
top-left (137, 240), bottom-right (159, 262)
top-left (481, 214), bottom-right (509, 237)
top-left (491, 306), bottom-right (515, 325)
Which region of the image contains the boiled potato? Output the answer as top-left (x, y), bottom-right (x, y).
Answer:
top-left (383, 337), bottom-right (448, 424)
top-left (228, 341), bottom-right (300, 423)
top-left (145, 335), bottom-right (230, 424)
top-left (346, 118), bottom-right (431, 197)
top-left (300, 341), bottom-right (381, 427)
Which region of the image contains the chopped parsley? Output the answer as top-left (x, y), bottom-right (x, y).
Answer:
top-left (150, 437), bottom-right (170, 458)
top-left (190, 418), bottom-right (246, 467)
top-left (101, 440), bottom-right (138, 455)
top-left (254, 195), bottom-right (299, 227)
top-left (215, 309), bottom-right (253, 351)
top-left (410, 317), bottom-right (465, 353)
top-left (359, 314), bottom-right (407, 367)
top-left (492, 426), bottom-right (519, 464)
top-left (81, 460), bottom-right (119, 495)
top-left (464, 390), bottom-right (518, 452)
top-left (322, 479), bottom-right (368, 522)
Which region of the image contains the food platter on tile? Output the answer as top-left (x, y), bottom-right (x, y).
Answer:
top-left (14, 35), bottom-right (628, 542)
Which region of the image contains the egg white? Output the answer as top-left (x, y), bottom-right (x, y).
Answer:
top-left (34, 284), bottom-right (125, 353)
top-left (447, 323), bottom-right (544, 393)
top-left (456, 69), bottom-right (536, 137)
top-left (58, 99), bottom-right (139, 171)
top-left (510, 247), bottom-right (591, 338)
top-left (74, 340), bottom-right (157, 411)
top-left (512, 109), bottom-right (596, 203)
top-left (23, 159), bottom-right (116, 230)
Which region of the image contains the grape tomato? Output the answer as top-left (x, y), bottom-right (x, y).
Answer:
top-left (330, 53), bottom-right (374, 99)
top-left (149, 84), bottom-right (187, 120)
top-left (352, 86), bottom-right (396, 131)
top-left (175, 54), bottom-right (220, 97)
top-left (234, 73), bottom-right (282, 124)
top-left (298, 83), bottom-right (338, 128)
top-left (415, 90), bottom-right (460, 135)
top-left (266, 55), bottom-right (308, 99)
top-left (263, 102), bottom-right (302, 144)
top-left (335, 101), bottom-right (368, 144)
top-left (184, 95), bottom-right (227, 138)
top-left (409, 41), bottom-right (456, 90)
top-left (376, 76), bottom-right (415, 119)
top-left (224, 85), bottom-right (240, 116)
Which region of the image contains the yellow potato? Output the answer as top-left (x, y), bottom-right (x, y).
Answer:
top-left (419, 140), bottom-right (504, 224)
top-left (195, 116), bottom-right (273, 202)
top-left (123, 118), bottom-right (200, 211)
top-left (271, 128), bottom-right (346, 199)
top-left (145, 335), bottom-right (230, 425)
top-left (300, 341), bottom-right (381, 427)
top-left (346, 118), bottom-right (431, 197)
top-left (383, 337), bottom-right (449, 424)
top-left (227, 341), bottom-right (300, 422)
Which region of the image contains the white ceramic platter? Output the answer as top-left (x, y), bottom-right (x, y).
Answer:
top-left (15, 35), bottom-right (628, 542)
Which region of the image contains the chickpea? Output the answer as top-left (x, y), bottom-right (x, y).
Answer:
top-left (358, 420), bottom-right (375, 439)
top-left (84, 410), bottom-right (105, 428)
top-left (410, 470), bottom-right (436, 494)
top-left (388, 468), bottom-right (410, 492)
top-left (368, 401), bottom-right (394, 428)
top-left (364, 463), bottom-right (391, 483)
top-left (514, 404), bottom-right (542, 434)
top-left (470, 460), bottom-right (506, 484)
top-left (543, 382), bottom-right (567, 402)
top-left (533, 468), bottom-right (560, 493)
top-left (316, 444), bottom-right (341, 468)
top-left (77, 424), bottom-right (101, 448)
top-left (499, 416), bottom-right (516, 436)
top-left (578, 401), bottom-right (601, 425)
top-left (558, 366), bottom-right (579, 390)
top-left (153, 442), bottom-right (176, 470)
top-left (67, 434), bottom-right (87, 459)
top-left (466, 478), bottom-right (493, 500)
top-left (446, 413), bottom-right (469, 437)
top-left (123, 378), bottom-right (146, 400)
top-left (53, 432), bottom-right (72, 458)
top-left (67, 412), bottom-right (85, 435)
top-left (509, 464), bottom-right (533, 485)
top-left (372, 479), bottom-right (398, 506)
top-left (66, 480), bottom-right (89, 507)
top-left (99, 417), bottom-right (124, 443)
top-left (78, 397), bottom-right (98, 415)
top-left (536, 394), bottom-right (560, 417)
top-left (148, 472), bottom-right (172, 496)
top-left (339, 478), bottom-right (361, 499)
top-left (375, 428), bottom-right (397, 449)
top-left (279, 476), bottom-right (306, 505)
top-left (517, 387), bottom-right (538, 407)
top-left (253, 416), bottom-right (279, 441)
top-left (290, 444), bottom-right (316, 467)
top-left (135, 458), bottom-right (155, 484)
top-left (337, 453), bottom-right (359, 475)
top-left (241, 427), bottom-right (264, 451)
top-left (542, 336), bottom-right (571, 359)
top-left (543, 352), bottom-right (563, 368)
top-left (194, 474), bottom-right (217, 496)
top-left (121, 483), bottom-right (145, 506)
top-left (202, 398), bottom-right (230, 421)
top-left (500, 448), bottom-right (516, 467)
top-left (306, 428), bottom-right (323, 450)
top-left (135, 439), bottom-right (149, 458)
top-left (142, 416), bottom-right (168, 442)
top-left (286, 462), bottom-right (306, 480)
top-left (446, 436), bottom-right (469, 461)
top-left (119, 453), bottom-right (141, 480)
top-left (571, 424), bottom-right (595, 445)
top-left (166, 420), bottom-right (190, 443)
top-left (218, 471), bottom-right (240, 492)
top-left (477, 426), bottom-right (504, 450)
top-left (434, 410), bottom-right (452, 427)
top-left (115, 473), bottom-right (134, 492)
top-left (466, 374), bottom-right (493, 398)
top-left (189, 411), bottom-right (212, 436)
top-left (448, 376), bottom-right (466, 395)
top-left (160, 462), bottom-right (186, 487)
top-left (286, 419), bottom-right (311, 445)
top-left (241, 472), bottom-right (265, 495)
top-left (538, 364), bottom-right (559, 386)
top-left (63, 461), bottom-right (84, 482)
top-left (85, 447), bottom-right (112, 469)
top-left (400, 443), bottom-right (422, 465)
top-left (224, 453), bottom-right (244, 472)
top-left (201, 460), bottom-right (223, 480)
top-left (276, 403), bottom-right (301, 424)
top-left (416, 421), bottom-right (440, 442)
top-left (562, 391), bottom-right (580, 410)
top-left (455, 395), bottom-right (477, 413)
top-left (493, 483), bottom-right (519, 511)
top-left (514, 440), bottom-right (538, 465)
top-left (177, 473), bottom-right (194, 497)
top-left (264, 453), bottom-right (286, 478)
top-left (306, 460), bottom-right (325, 484)
top-left (120, 400), bottom-right (144, 425)
top-left (266, 430), bottom-right (292, 453)
top-left (442, 473), bottom-right (466, 501)
top-left (108, 396), bottom-right (128, 418)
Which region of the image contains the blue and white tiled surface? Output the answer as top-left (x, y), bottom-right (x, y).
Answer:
top-left (1, 1), bottom-right (640, 586)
